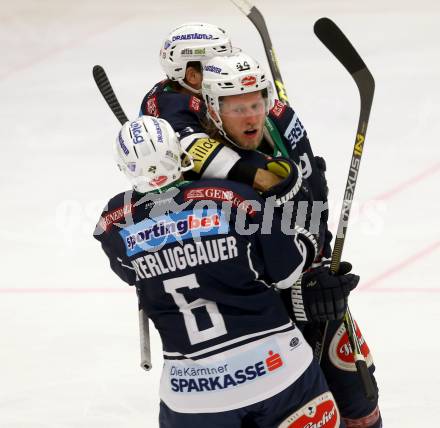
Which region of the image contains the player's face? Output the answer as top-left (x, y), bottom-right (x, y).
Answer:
top-left (219, 91), bottom-right (266, 150)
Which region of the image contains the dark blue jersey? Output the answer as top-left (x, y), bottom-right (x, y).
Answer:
top-left (260, 100), bottom-right (332, 256)
top-left (94, 179), bottom-right (308, 360)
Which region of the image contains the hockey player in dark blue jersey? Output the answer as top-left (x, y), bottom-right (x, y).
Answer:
top-left (139, 22), bottom-right (381, 426)
top-left (94, 115), bottom-right (360, 427)
top-left (199, 51), bottom-right (382, 428)
top-left (140, 22), bottom-right (298, 201)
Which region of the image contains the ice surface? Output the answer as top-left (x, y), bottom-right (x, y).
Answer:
top-left (1, 1), bottom-right (439, 426)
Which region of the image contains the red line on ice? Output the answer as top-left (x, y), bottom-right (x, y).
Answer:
top-left (373, 161), bottom-right (440, 201)
top-left (359, 240), bottom-right (440, 291)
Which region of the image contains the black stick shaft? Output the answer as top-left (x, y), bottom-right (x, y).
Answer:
top-left (229, 0), bottom-right (290, 105)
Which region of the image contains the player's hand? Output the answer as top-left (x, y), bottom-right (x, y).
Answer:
top-left (290, 262), bottom-right (359, 322)
top-left (260, 157), bottom-right (306, 206)
top-left (253, 168), bottom-right (283, 191)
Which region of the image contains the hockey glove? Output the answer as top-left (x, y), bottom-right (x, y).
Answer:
top-left (291, 262), bottom-right (359, 322)
top-left (261, 157), bottom-right (307, 207)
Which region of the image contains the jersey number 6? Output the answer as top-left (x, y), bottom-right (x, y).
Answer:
top-left (163, 274), bottom-right (228, 345)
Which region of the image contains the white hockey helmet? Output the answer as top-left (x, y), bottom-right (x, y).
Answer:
top-left (114, 116), bottom-right (194, 193)
top-left (159, 22), bottom-right (233, 94)
top-left (201, 51), bottom-right (274, 138)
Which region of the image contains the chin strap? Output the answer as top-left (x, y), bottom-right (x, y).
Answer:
top-left (178, 79), bottom-right (201, 95)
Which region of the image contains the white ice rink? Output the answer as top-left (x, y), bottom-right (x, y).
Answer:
top-left (1, 1), bottom-right (439, 426)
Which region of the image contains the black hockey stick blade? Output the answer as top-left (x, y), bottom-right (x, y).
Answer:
top-left (229, 0), bottom-right (290, 105)
top-left (344, 311), bottom-right (378, 401)
top-left (314, 17), bottom-right (375, 103)
top-left (92, 65), bottom-right (129, 125)
top-left (356, 360), bottom-right (377, 401)
top-left (314, 18), bottom-right (366, 76)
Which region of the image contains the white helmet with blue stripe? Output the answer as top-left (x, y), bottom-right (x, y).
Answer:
top-left (114, 116), bottom-right (193, 193)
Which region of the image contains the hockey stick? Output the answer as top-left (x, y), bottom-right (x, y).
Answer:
top-left (229, 1), bottom-right (376, 401)
top-left (92, 64), bottom-right (152, 371)
top-left (92, 65), bottom-right (129, 125)
top-left (229, 0), bottom-right (290, 106)
top-left (314, 17), bottom-right (376, 401)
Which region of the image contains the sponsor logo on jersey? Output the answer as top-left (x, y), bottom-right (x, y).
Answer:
top-left (187, 138), bottom-right (220, 173)
top-left (172, 33), bottom-right (213, 41)
top-left (328, 321), bottom-right (374, 372)
top-left (99, 203), bottom-right (133, 232)
top-left (130, 120), bottom-right (145, 144)
top-left (118, 131), bottom-right (129, 156)
top-left (170, 350), bottom-right (284, 393)
top-left (284, 113), bottom-right (305, 149)
top-left (203, 64), bottom-right (222, 74)
top-left (241, 75), bottom-right (257, 86)
top-left (146, 96), bottom-right (159, 117)
top-left (189, 96), bottom-right (201, 113)
top-left (184, 186), bottom-right (257, 217)
top-left (119, 209), bottom-right (228, 256)
top-left (270, 99), bottom-right (287, 118)
top-left (278, 392), bottom-right (340, 428)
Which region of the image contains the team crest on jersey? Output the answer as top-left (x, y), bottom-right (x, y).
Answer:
top-left (328, 321), bottom-right (374, 372)
top-left (270, 99), bottom-right (287, 118)
top-left (189, 96), bottom-right (201, 113)
top-left (98, 203), bottom-right (133, 232)
top-left (184, 187), bottom-right (257, 217)
top-left (278, 392), bottom-right (340, 428)
top-left (146, 96), bottom-right (160, 117)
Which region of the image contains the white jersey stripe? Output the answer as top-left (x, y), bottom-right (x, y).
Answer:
top-left (163, 321), bottom-right (295, 358)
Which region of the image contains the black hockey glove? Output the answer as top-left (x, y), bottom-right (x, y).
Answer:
top-left (290, 262), bottom-right (359, 322)
top-left (260, 157), bottom-right (309, 207)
